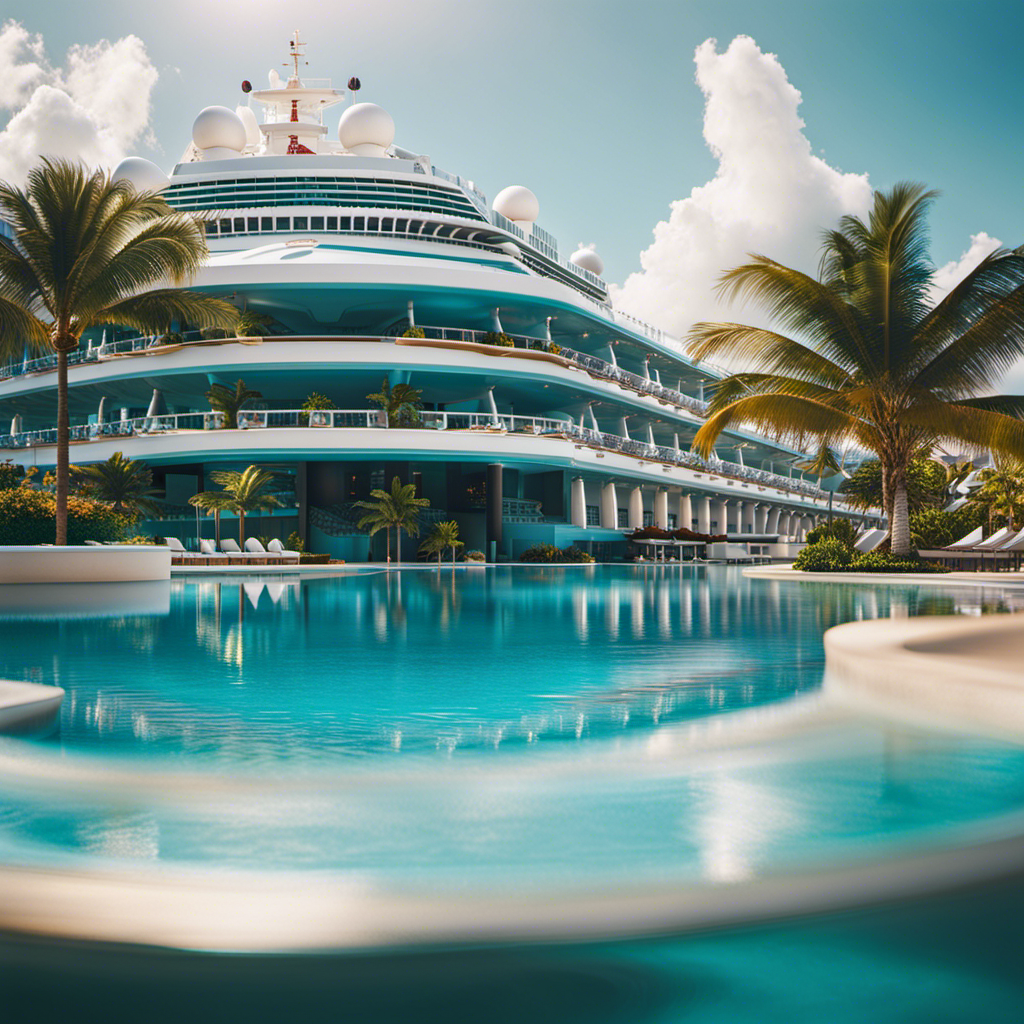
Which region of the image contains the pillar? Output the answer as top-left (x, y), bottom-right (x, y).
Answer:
top-left (407, 300), bottom-right (415, 328)
top-left (714, 499), bottom-right (729, 535)
top-left (570, 476), bottom-right (587, 529)
top-left (654, 489), bottom-right (669, 529)
top-left (755, 505), bottom-right (768, 533)
top-left (600, 481), bottom-right (618, 529)
top-left (619, 417), bottom-right (630, 440)
top-left (628, 487), bottom-right (644, 530)
top-left (743, 502), bottom-right (756, 533)
top-left (486, 463), bottom-right (503, 560)
top-left (697, 496), bottom-right (711, 535)
top-left (767, 507), bottom-right (782, 534)
top-left (678, 493), bottom-right (693, 532)
top-left (779, 511), bottom-right (792, 539)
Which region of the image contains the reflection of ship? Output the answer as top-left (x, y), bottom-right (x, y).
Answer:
top-left (0, 33), bottom-right (873, 561)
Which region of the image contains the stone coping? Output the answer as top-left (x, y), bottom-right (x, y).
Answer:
top-left (0, 545), bottom-right (170, 584)
top-left (0, 681), bottom-right (63, 735)
top-left (744, 564), bottom-right (1024, 589)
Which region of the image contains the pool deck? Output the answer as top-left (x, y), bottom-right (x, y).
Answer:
top-left (744, 563), bottom-right (1024, 589)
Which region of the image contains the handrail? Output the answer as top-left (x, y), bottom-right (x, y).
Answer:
top-left (0, 408), bottom-right (848, 505)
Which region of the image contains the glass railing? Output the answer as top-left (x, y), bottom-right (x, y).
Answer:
top-left (0, 409), bottom-right (842, 504)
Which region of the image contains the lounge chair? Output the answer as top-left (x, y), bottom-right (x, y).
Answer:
top-left (853, 528), bottom-right (888, 553)
top-left (220, 538), bottom-right (264, 563)
top-left (244, 538), bottom-right (289, 563)
top-left (944, 527), bottom-right (984, 550)
top-left (164, 537), bottom-right (203, 564)
top-left (199, 539), bottom-right (230, 564)
top-left (267, 538), bottom-right (301, 564)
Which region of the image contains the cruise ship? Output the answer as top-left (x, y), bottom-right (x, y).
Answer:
top-left (0, 35), bottom-right (871, 561)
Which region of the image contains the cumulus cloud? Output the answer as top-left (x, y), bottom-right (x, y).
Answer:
top-left (0, 20), bottom-right (158, 185)
top-left (929, 231), bottom-right (1002, 302)
top-left (611, 36), bottom-right (873, 342)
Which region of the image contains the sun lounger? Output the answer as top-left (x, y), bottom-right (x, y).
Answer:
top-left (944, 527), bottom-right (984, 550)
top-left (244, 538), bottom-right (289, 563)
top-left (267, 538), bottom-right (301, 564)
top-left (164, 537), bottom-right (203, 564)
top-left (199, 539), bottom-right (229, 564)
top-left (220, 538), bottom-right (265, 563)
top-left (853, 528), bottom-right (887, 553)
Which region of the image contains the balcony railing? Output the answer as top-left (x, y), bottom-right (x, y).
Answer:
top-left (0, 409), bottom-right (844, 505)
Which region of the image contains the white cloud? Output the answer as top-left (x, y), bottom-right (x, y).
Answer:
top-left (0, 22), bottom-right (158, 185)
top-left (611, 36), bottom-right (873, 343)
top-left (930, 231), bottom-right (1002, 302)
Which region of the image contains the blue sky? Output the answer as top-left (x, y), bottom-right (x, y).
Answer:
top-left (0, 0), bottom-right (1021, 337)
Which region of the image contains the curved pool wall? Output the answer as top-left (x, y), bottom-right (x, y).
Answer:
top-left (1, 565), bottom-right (1024, 1022)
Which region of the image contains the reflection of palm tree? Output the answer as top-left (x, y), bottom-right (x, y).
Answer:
top-left (72, 451), bottom-right (161, 518)
top-left (366, 376), bottom-right (423, 428)
top-left (355, 476), bottom-right (430, 563)
top-left (0, 159), bottom-right (237, 543)
top-left (206, 379), bottom-right (262, 429)
top-left (687, 183), bottom-right (1024, 556)
top-left (191, 466), bottom-right (281, 546)
top-left (418, 520), bottom-right (464, 566)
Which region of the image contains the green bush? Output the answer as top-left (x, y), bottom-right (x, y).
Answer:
top-left (299, 392), bottom-right (336, 426)
top-left (298, 553), bottom-right (330, 565)
top-left (463, 549), bottom-right (486, 562)
top-left (0, 459), bottom-right (26, 491)
top-left (805, 518), bottom-right (857, 548)
top-left (792, 537), bottom-right (854, 572)
top-left (851, 551), bottom-right (948, 573)
top-left (910, 506), bottom-right (986, 549)
top-left (548, 343), bottom-right (561, 356)
top-left (401, 326), bottom-right (425, 338)
top-left (286, 531), bottom-right (305, 553)
top-left (483, 331), bottom-right (515, 348)
top-left (520, 543), bottom-right (595, 563)
top-left (157, 331), bottom-right (184, 346)
top-left (200, 327), bottom-right (229, 340)
top-left (0, 488), bottom-right (131, 545)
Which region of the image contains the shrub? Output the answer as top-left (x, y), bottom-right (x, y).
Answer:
top-left (236, 312), bottom-right (274, 337)
top-left (298, 553), bottom-right (330, 565)
top-left (299, 392), bottom-right (336, 426)
top-left (157, 331), bottom-right (184, 346)
top-left (0, 459), bottom-right (26, 491)
top-left (401, 326), bottom-right (425, 338)
top-left (562, 546), bottom-right (595, 563)
top-left (200, 327), bottom-right (229, 340)
top-left (0, 488), bottom-right (131, 545)
top-left (483, 331), bottom-right (515, 348)
top-left (792, 537), bottom-right (854, 572)
top-left (520, 543), bottom-right (595, 563)
top-left (805, 518), bottom-right (857, 549)
top-left (910, 506), bottom-right (986, 549)
top-left (851, 551), bottom-right (948, 573)
top-left (120, 535), bottom-right (163, 545)
top-left (286, 531), bottom-right (305, 553)
top-left (463, 549), bottom-right (486, 562)
top-left (548, 343), bottom-right (561, 356)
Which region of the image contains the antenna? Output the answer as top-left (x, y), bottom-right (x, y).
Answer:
top-left (283, 29), bottom-right (308, 79)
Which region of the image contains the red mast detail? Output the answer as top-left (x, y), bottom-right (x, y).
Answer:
top-left (287, 135), bottom-right (314, 154)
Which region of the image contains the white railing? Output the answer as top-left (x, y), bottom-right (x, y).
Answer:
top-left (0, 409), bottom-right (845, 504)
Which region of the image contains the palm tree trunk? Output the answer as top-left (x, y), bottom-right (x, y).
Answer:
top-left (238, 511), bottom-right (246, 547)
top-left (891, 480), bottom-right (912, 556)
top-left (396, 528), bottom-right (401, 565)
top-left (55, 349), bottom-right (70, 545)
top-left (214, 510), bottom-right (221, 546)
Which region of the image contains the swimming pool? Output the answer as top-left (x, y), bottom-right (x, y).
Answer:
top-left (1, 566), bottom-right (1023, 1021)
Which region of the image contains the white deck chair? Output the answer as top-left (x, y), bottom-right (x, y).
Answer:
top-left (973, 527), bottom-right (1014, 550)
top-left (854, 528), bottom-right (887, 553)
top-left (267, 538), bottom-right (301, 564)
top-left (244, 538), bottom-right (288, 563)
top-left (199, 539), bottom-right (229, 563)
top-left (165, 537), bottom-right (202, 561)
top-left (220, 538), bottom-right (262, 562)
top-left (944, 527), bottom-right (984, 550)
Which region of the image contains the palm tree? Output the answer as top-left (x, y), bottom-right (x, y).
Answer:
top-left (418, 520), bottom-right (464, 566)
top-left (973, 456), bottom-right (1024, 530)
top-left (191, 466), bottom-right (281, 546)
top-left (355, 475), bottom-right (430, 563)
top-left (366, 376), bottom-right (423, 428)
top-left (686, 183), bottom-right (1024, 555)
top-left (71, 451), bottom-right (161, 518)
top-left (206, 379), bottom-right (263, 429)
top-left (188, 489), bottom-right (235, 546)
top-left (0, 159), bottom-right (237, 544)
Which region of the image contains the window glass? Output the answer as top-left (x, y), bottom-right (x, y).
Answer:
top-left (276, 217), bottom-right (290, 230)
top-left (293, 216), bottom-right (308, 230)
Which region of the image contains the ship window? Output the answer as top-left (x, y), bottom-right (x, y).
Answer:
top-left (261, 217), bottom-right (273, 231)
top-left (395, 218), bottom-right (408, 232)
top-left (367, 217), bottom-right (379, 231)
top-left (276, 217), bottom-right (290, 231)
top-left (617, 509), bottom-right (628, 528)
top-left (586, 505), bottom-right (600, 527)
top-left (643, 512), bottom-right (654, 527)
top-left (233, 218), bottom-right (244, 233)
top-left (293, 216), bottom-right (308, 230)
top-left (381, 218), bottom-right (393, 231)
top-left (326, 216), bottom-right (338, 230)
top-left (204, 222), bottom-right (217, 236)
top-left (219, 219), bottom-right (232, 233)
top-left (339, 216), bottom-right (351, 230)
top-left (353, 217), bottom-right (365, 231)
top-left (408, 220), bottom-right (423, 233)
top-left (247, 218), bottom-right (258, 232)
top-left (311, 216), bottom-right (324, 231)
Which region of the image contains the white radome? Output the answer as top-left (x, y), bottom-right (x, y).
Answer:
top-left (493, 185), bottom-right (540, 226)
top-left (235, 105), bottom-right (261, 149)
top-left (192, 106), bottom-right (247, 153)
top-left (570, 244), bottom-right (604, 276)
top-left (111, 157), bottom-right (169, 194)
top-left (338, 103), bottom-right (395, 156)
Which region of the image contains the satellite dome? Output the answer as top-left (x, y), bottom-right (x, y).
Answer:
top-left (111, 157), bottom-right (169, 194)
top-left (338, 102), bottom-right (394, 157)
top-left (235, 105), bottom-right (261, 149)
top-left (192, 106), bottom-right (247, 153)
top-left (570, 244), bottom-right (604, 276)
top-left (493, 185), bottom-right (539, 227)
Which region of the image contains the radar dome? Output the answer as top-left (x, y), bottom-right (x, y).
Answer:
top-left (493, 185), bottom-right (539, 228)
top-left (111, 157), bottom-right (169, 194)
top-left (570, 244), bottom-right (604, 276)
top-left (338, 103), bottom-right (395, 157)
top-left (192, 106), bottom-right (247, 153)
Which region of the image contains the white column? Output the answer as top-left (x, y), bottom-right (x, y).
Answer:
top-left (587, 404), bottom-right (600, 431)
top-left (570, 476), bottom-right (587, 529)
top-left (673, 433), bottom-right (681, 454)
top-left (619, 417), bottom-right (630, 440)
top-left (407, 300), bottom-right (415, 327)
top-left (96, 397), bottom-right (107, 426)
top-left (715, 499), bottom-right (729, 535)
top-left (146, 389), bottom-right (163, 418)
top-left (755, 505), bottom-right (768, 533)
top-left (642, 358), bottom-right (651, 381)
top-left (697, 496), bottom-right (711, 534)
top-left (628, 487), bottom-right (644, 529)
top-left (654, 489), bottom-right (669, 529)
top-left (646, 424), bottom-right (656, 446)
top-left (743, 502), bottom-right (756, 533)
top-left (678, 493), bottom-right (693, 531)
top-left (490, 307), bottom-right (503, 333)
top-left (600, 482), bottom-right (618, 529)
top-left (767, 507), bottom-right (782, 534)
top-left (779, 512), bottom-right (792, 539)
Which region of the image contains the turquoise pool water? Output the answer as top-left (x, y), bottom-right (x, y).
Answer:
top-left (1, 566), bottom-right (1024, 1022)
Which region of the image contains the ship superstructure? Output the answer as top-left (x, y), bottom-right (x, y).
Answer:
top-left (0, 35), bottom-right (875, 559)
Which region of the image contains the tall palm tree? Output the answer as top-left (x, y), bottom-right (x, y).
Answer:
top-left (974, 456), bottom-right (1024, 530)
top-left (0, 159), bottom-right (237, 544)
top-left (188, 488), bottom-right (235, 546)
top-left (71, 451), bottom-right (161, 518)
top-left (366, 376), bottom-right (423, 428)
top-left (206, 379), bottom-right (263, 429)
top-left (355, 476), bottom-right (430, 563)
top-left (418, 520), bottom-right (464, 566)
top-left (191, 466), bottom-right (281, 546)
top-left (686, 183), bottom-right (1024, 555)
